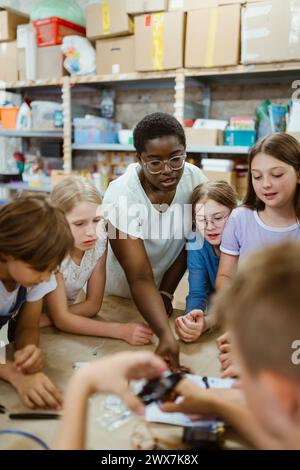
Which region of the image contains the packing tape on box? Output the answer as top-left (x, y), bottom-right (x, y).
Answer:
top-left (169, 0), bottom-right (184, 8)
top-left (241, 4), bottom-right (271, 63)
top-left (130, 16), bottom-right (135, 33)
top-left (101, 2), bottom-right (111, 34)
top-left (289, 1), bottom-right (300, 53)
top-left (243, 28), bottom-right (270, 40)
top-left (152, 13), bottom-right (164, 71)
top-left (243, 4), bottom-right (272, 19)
top-left (205, 7), bottom-right (218, 68)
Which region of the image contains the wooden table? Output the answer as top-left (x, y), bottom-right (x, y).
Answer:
top-left (0, 296), bottom-right (248, 450)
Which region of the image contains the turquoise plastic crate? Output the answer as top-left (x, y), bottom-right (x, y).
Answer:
top-left (74, 129), bottom-right (118, 145)
top-left (225, 130), bottom-right (256, 147)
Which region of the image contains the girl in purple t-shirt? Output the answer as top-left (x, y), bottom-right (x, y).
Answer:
top-left (216, 133), bottom-right (300, 378)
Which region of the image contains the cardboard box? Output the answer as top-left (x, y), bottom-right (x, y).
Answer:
top-left (185, 128), bottom-right (224, 146)
top-left (241, 0), bottom-right (300, 64)
top-left (236, 173), bottom-right (248, 199)
top-left (0, 41), bottom-right (18, 81)
top-left (135, 11), bottom-right (185, 71)
top-left (86, 1), bottom-right (134, 40)
top-left (37, 46), bottom-right (67, 80)
top-left (185, 4), bottom-right (241, 68)
top-left (96, 36), bottom-right (135, 74)
top-left (126, 0), bottom-right (168, 14)
top-left (51, 170), bottom-right (78, 188)
top-left (0, 5), bottom-right (29, 42)
top-left (203, 170), bottom-right (237, 187)
top-left (168, 0), bottom-right (245, 10)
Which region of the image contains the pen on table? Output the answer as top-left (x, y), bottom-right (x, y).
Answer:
top-left (9, 413), bottom-right (61, 420)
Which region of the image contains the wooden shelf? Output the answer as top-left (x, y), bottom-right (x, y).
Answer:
top-left (72, 143), bottom-right (249, 154)
top-left (185, 61), bottom-right (300, 78)
top-left (3, 62), bottom-right (300, 89)
top-left (0, 182), bottom-right (51, 192)
top-left (0, 130), bottom-right (63, 138)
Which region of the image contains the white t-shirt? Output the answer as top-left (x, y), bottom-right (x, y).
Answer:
top-left (103, 162), bottom-right (207, 298)
top-left (60, 235), bottom-right (107, 304)
top-left (0, 275), bottom-right (57, 318)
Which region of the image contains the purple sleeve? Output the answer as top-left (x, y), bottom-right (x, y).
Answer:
top-left (220, 211), bottom-right (241, 256)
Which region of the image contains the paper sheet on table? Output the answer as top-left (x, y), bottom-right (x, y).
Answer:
top-left (145, 374), bottom-right (234, 427)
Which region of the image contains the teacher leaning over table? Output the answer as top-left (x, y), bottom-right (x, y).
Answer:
top-left (103, 113), bottom-right (207, 369)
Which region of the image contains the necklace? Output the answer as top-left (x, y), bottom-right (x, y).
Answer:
top-left (139, 172), bottom-right (175, 213)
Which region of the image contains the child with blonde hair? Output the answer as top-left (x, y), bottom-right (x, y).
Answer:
top-left (176, 181), bottom-right (237, 343)
top-left (44, 176), bottom-right (153, 345)
top-left (0, 194), bottom-right (73, 409)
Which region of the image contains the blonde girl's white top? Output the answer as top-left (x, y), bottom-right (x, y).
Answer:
top-left (60, 233), bottom-right (107, 304)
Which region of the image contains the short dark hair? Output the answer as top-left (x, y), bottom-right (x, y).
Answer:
top-left (133, 112), bottom-right (186, 155)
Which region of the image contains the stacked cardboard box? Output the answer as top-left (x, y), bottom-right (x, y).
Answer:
top-left (96, 36), bottom-right (135, 75)
top-left (168, 0), bottom-right (245, 11)
top-left (91, 0), bottom-right (175, 75)
top-left (242, 0), bottom-right (300, 64)
top-left (86, 1), bottom-right (134, 40)
top-left (135, 11), bottom-right (185, 71)
top-left (126, 0), bottom-right (168, 14)
top-left (0, 6), bottom-right (29, 81)
top-left (87, 0), bottom-right (135, 75)
top-left (185, 3), bottom-right (241, 68)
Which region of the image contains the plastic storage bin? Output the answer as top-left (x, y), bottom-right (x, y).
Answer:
top-left (0, 107), bottom-right (19, 130)
top-left (33, 17), bottom-right (86, 47)
top-left (74, 129), bottom-right (119, 145)
top-left (225, 130), bottom-right (256, 147)
top-left (73, 117), bottom-right (119, 145)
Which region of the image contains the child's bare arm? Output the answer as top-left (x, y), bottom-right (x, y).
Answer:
top-left (46, 273), bottom-right (153, 344)
top-left (12, 300), bottom-right (44, 374)
top-left (14, 299), bottom-right (42, 349)
top-left (0, 362), bottom-right (62, 410)
top-left (69, 250), bottom-right (107, 317)
top-left (161, 380), bottom-right (282, 450)
top-left (215, 253), bottom-right (239, 291)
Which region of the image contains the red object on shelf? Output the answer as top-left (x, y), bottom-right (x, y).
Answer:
top-left (33, 17), bottom-right (86, 48)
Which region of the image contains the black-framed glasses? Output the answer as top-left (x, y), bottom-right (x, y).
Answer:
top-left (141, 154), bottom-right (186, 175)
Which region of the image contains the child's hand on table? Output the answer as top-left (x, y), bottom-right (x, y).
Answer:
top-left (74, 351), bottom-right (168, 415)
top-left (11, 370), bottom-right (63, 410)
top-left (175, 310), bottom-right (205, 343)
top-left (14, 345), bottom-right (44, 374)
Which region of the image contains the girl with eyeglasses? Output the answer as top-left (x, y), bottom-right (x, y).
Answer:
top-left (176, 181), bottom-right (238, 343)
top-left (103, 112), bottom-right (207, 370)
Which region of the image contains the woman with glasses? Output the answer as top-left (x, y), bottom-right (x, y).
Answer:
top-left (103, 113), bottom-right (207, 370)
top-left (176, 181), bottom-right (238, 344)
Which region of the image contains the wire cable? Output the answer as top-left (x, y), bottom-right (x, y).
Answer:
top-left (0, 429), bottom-right (50, 450)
